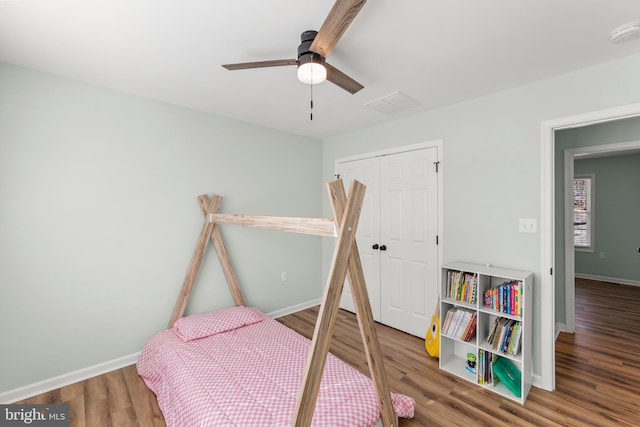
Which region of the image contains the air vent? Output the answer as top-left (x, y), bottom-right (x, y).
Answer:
top-left (365, 91), bottom-right (420, 114)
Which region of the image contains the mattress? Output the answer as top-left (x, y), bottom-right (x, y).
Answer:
top-left (137, 306), bottom-right (415, 427)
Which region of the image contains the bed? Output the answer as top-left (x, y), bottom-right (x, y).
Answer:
top-left (138, 179), bottom-right (415, 426)
top-left (138, 306), bottom-right (414, 426)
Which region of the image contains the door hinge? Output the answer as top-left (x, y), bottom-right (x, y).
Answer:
top-left (436, 235), bottom-right (439, 245)
top-left (433, 161), bottom-right (440, 173)
top-left (550, 268), bottom-right (553, 275)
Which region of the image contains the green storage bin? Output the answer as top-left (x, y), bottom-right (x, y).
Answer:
top-left (493, 357), bottom-right (521, 397)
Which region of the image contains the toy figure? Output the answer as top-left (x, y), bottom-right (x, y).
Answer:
top-left (466, 352), bottom-right (477, 374)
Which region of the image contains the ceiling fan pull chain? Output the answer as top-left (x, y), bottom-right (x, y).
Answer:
top-left (310, 81), bottom-right (314, 120)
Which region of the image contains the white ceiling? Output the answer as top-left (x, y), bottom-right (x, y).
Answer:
top-left (1, 1), bottom-right (640, 140)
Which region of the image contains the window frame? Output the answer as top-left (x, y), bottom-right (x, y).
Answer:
top-left (573, 173), bottom-right (595, 252)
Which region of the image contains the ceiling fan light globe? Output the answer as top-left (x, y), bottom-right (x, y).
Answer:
top-left (297, 62), bottom-right (327, 85)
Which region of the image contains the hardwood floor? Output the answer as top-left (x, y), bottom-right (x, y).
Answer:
top-left (15, 278), bottom-right (640, 426)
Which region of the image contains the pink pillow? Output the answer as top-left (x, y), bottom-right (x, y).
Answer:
top-left (391, 392), bottom-right (416, 418)
top-left (173, 306), bottom-right (267, 341)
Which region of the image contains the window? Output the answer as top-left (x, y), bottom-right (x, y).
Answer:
top-left (573, 174), bottom-right (594, 250)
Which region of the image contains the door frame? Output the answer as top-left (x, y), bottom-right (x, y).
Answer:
top-left (335, 139), bottom-right (444, 298)
top-left (540, 102), bottom-right (640, 391)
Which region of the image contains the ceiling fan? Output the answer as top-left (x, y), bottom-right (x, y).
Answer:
top-left (222, 0), bottom-right (366, 94)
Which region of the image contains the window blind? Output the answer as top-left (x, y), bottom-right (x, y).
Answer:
top-left (573, 176), bottom-right (592, 248)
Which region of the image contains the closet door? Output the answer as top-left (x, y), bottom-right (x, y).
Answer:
top-left (336, 157), bottom-right (381, 321)
top-left (379, 148), bottom-right (439, 337)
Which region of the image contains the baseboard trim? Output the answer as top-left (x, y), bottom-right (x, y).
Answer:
top-left (575, 273), bottom-right (640, 287)
top-left (555, 322), bottom-right (567, 339)
top-left (267, 298), bottom-right (321, 319)
top-left (0, 299), bottom-right (323, 404)
top-left (532, 373), bottom-right (544, 390)
top-left (0, 352), bottom-right (140, 404)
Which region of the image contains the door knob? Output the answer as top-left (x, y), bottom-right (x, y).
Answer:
top-left (372, 244), bottom-right (379, 250)
top-left (379, 245), bottom-right (387, 251)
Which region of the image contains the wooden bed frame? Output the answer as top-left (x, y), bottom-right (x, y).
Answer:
top-left (167, 179), bottom-right (398, 427)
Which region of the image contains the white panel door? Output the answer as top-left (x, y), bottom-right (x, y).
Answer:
top-left (336, 157), bottom-right (381, 321)
top-left (379, 148), bottom-right (438, 337)
top-left (336, 146), bottom-right (439, 337)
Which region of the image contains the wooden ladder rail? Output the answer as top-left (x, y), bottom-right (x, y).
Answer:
top-left (168, 194), bottom-right (246, 328)
top-left (197, 195), bottom-right (245, 309)
top-left (168, 195), bottom-right (222, 328)
top-left (328, 179), bottom-right (397, 426)
top-left (292, 179), bottom-right (397, 427)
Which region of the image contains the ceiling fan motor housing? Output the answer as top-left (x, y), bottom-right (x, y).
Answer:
top-left (297, 30), bottom-right (327, 84)
top-left (298, 30), bottom-right (324, 61)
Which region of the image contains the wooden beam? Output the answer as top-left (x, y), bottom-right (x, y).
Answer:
top-left (326, 180), bottom-right (398, 427)
top-left (292, 180), bottom-right (366, 427)
top-left (168, 196), bottom-right (221, 328)
top-left (209, 213), bottom-right (336, 237)
top-left (198, 195), bottom-right (245, 307)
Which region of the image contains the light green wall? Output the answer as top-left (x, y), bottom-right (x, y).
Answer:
top-left (322, 53), bottom-right (640, 380)
top-left (554, 118), bottom-right (640, 325)
top-left (0, 62), bottom-right (322, 394)
top-left (4, 49), bottom-right (640, 396)
top-left (575, 154), bottom-right (640, 281)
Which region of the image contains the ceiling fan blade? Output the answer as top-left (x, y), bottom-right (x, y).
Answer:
top-left (222, 59), bottom-right (297, 70)
top-left (310, 0), bottom-right (367, 58)
top-left (325, 62), bottom-right (364, 94)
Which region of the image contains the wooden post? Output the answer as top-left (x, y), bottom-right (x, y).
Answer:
top-left (198, 195), bottom-right (245, 307)
top-left (168, 195), bottom-right (221, 328)
top-left (326, 180), bottom-right (398, 427)
top-left (292, 180), bottom-right (366, 427)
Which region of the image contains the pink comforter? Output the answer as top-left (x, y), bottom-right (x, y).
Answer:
top-left (137, 308), bottom-right (414, 426)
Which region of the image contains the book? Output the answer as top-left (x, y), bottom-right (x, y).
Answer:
top-left (442, 308), bottom-right (455, 335)
top-left (485, 317), bottom-right (499, 344)
top-left (444, 308), bottom-right (463, 337)
top-left (510, 322), bottom-right (523, 356)
top-left (483, 280), bottom-right (524, 317)
top-left (446, 271), bottom-right (478, 304)
top-left (463, 312), bottom-right (477, 341)
top-left (454, 311), bottom-right (472, 340)
top-left (485, 317), bottom-right (522, 356)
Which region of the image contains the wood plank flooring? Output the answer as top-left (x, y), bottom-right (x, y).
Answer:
top-left (15, 278), bottom-right (640, 426)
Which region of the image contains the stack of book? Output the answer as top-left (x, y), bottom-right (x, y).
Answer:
top-left (441, 308), bottom-right (477, 342)
top-left (477, 349), bottom-right (497, 385)
top-left (483, 280), bottom-right (523, 317)
top-left (445, 271), bottom-right (478, 304)
top-left (485, 317), bottom-right (522, 356)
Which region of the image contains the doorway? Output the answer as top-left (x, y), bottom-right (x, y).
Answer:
top-left (561, 139), bottom-right (640, 334)
top-left (540, 102), bottom-right (640, 391)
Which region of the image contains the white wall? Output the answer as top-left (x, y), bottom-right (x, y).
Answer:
top-left (0, 62), bottom-right (323, 394)
top-left (322, 52), bottom-right (640, 382)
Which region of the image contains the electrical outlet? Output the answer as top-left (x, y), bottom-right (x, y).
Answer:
top-left (281, 272), bottom-right (288, 282)
top-left (599, 252), bottom-right (606, 259)
top-left (518, 218), bottom-right (537, 233)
